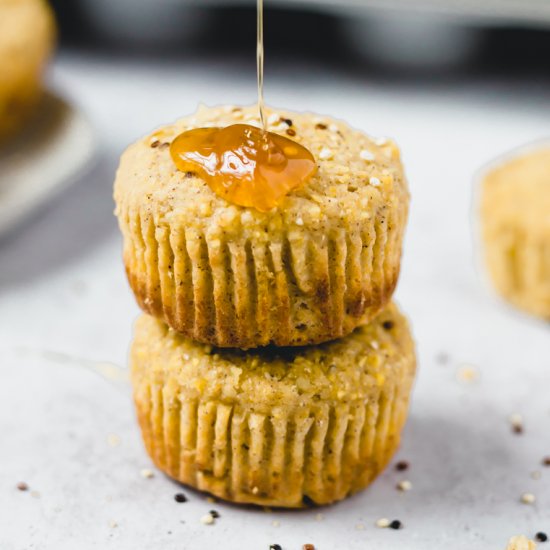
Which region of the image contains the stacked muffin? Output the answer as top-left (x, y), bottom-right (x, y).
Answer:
top-left (114, 105), bottom-right (416, 507)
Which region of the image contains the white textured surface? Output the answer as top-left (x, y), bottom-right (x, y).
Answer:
top-left (1, 52), bottom-right (550, 549)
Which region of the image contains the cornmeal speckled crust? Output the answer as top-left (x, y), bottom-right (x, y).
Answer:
top-left (481, 147), bottom-right (550, 319)
top-left (131, 302), bottom-right (416, 507)
top-left (0, 0), bottom-right (55, 141)
top-left (115, 105), bottom-right (410, 348)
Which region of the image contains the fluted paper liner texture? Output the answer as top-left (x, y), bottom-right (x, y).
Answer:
top-left (131, 302), bottom-right (416, 507)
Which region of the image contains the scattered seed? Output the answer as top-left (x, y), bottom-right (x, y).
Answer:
top-left (382, 320), bottom-right (394, 331)
top-left (509, 414), bottom-right (524, 434)
top-left (360, 149), bottom-right (375, 161)
top-left (200, 513), bottom-right (215, 525)
top-left (376, 518), bottom-right (391, 528)
top-left (507, 536), bottom-right (537, 550)
top-left (271, 520), bottom-right (280, 527)
top-left (396, 480), bottom-right (412, 492)
top-left (512, 425), bottom-right (523, 434)
top-left (30, 491), bottom-right (41, 499)
top-left (536, 532), bottom-right (548, 542)
top-left (369, 177), bottom-right (381, 187)
top-left (395, 460), bottom-right (409, 471)
top-left (319, 147), bottom-right (333, 160)
top-left (456, 364), bottom-right (479, 383)
top-left (521, 493), bottom-right (536, 504)
top-left (107, 434), bottom-right (121, 447)
top-left (389, 519), bottom-right (402, 530)
top-left (150, 139), bottom-right (160, 148)
top-left (209, 510), bottom-right (220, 518)
top-left (286, 128), bottom-right (296, 137)
top-left (315, 513), bottom-right (324, 522)
top-left (16, 482), bottom-right (29, 491)
top-left (269, 545), bottom-right (282, 550)
top-left (303, 545), bottom-right (315, 550)
top-left (140, 468), bottom-right (154, 479)
top-left (315, 123), bottom-right (327, 130)
top-left (174, 493), bottom-right (187, 503)
top-left (543, 457), bottom-right (550, 467)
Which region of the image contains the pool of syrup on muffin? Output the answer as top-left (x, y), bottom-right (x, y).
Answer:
top-left (169, 0), bottom-right (316, 212)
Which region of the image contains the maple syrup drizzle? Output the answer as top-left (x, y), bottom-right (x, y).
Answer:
top-left (170, 124), bottom-right (315, 212)
top-left (257, 0), bottom-right (265, 129)
top-left (169, 0), bottom-right (317, 211)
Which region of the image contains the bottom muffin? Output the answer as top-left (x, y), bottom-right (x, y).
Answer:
top-left (130, 302), bottom-right (416, 507)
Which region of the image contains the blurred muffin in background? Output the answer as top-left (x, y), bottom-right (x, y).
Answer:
top-left (480, 145), bottom-right (550, 319)
top-left (0, 0), bottom-right (56, 142)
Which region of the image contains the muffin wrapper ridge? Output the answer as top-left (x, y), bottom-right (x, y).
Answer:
top-left (121, 200), bottom-right (405, 348)
top-left (134, 379), bottom-right (412, 507)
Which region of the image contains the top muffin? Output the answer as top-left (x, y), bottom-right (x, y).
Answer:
top-left (114, 105), bottom-right (409, 348)
top-left (0, 0), bottom-right (55, 141)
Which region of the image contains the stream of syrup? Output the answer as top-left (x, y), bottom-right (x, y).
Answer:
top-left (169, 0), bottom-right (316, 211)
top-left (257, 0), bottom-right (265, 129)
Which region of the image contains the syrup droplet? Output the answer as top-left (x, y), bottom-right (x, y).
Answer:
top-left (170, 123), bottom-right (317, 212)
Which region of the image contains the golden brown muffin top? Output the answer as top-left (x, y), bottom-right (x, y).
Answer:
top-left (482, 146), bottom-right (550, 230)
top-left (115, 105), bottom-right (408, 241)
top-left (132, 303), bottom-right (415, 406)
top-left (0, 0), bottom-right (55, 83)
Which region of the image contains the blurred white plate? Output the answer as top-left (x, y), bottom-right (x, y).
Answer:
top-left (0, 91), bottom-right (95, 238)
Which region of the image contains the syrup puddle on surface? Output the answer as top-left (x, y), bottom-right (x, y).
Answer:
top-left (168, 0), bottom-right (317, 211)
